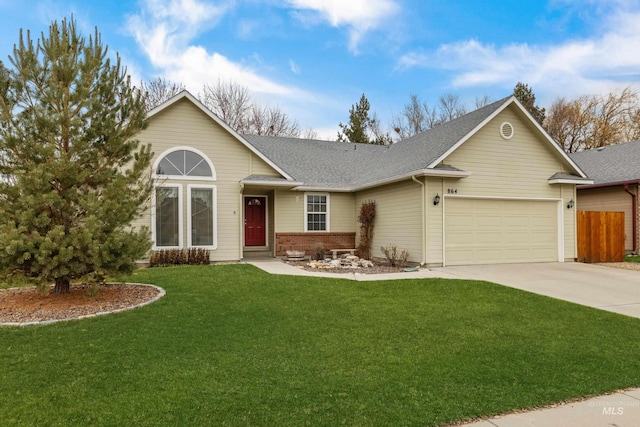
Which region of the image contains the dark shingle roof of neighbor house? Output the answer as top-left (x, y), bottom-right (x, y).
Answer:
top-left (243, 97), bottom-right (510, 189)
top-left (569, 140), bottom-right (640, 185)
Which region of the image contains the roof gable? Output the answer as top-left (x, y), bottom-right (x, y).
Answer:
top-left (431, 96), bottom-right (587, 178)
top-left (147, 91), bottom-right (293, 181)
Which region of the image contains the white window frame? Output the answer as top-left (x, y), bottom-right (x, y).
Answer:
top-left (151, 184), bottom-right (183, 250)
top-left (152, 146), bottom-right (217, 181)
top-left (187, 184), bottom-right (218, 249)
top-left (304, 192), bottom-right (330, 232)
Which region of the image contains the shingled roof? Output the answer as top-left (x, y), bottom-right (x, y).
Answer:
top-left (243, 97), bottom-right (510, 189)
top-left (569, 140), bottom-right (640, 185)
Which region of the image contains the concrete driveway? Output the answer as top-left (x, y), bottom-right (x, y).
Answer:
top-left (433, 262), bottom-right (640, 318)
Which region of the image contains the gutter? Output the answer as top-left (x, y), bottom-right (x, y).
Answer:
top-left (623, 183), bottom-right (638, 254)
top-left (576, 179), bottom-right (640, 190)
top-left (411, 176), bottom-right (427, 266)
top-left (293, 168), bottom-right (471, 193)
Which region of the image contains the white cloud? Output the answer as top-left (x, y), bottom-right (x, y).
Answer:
top-left (286, 0), bottom-right (399, 53)
top-left (289, 59), bottom-right (300, 75)
top-left (397, 5), bottom-right (640, 101)
top-left (127, 0), bottom-right (300, 97)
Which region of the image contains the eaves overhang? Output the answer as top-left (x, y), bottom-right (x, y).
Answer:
top-left (291, 168), bottom-right (471, 193)
top-left (576, 179), bottom-right (640, 190)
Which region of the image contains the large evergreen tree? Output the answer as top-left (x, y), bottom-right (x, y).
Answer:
top-left (0, 17), bottom-right (152, 294)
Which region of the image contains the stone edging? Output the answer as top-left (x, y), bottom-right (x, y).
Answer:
top-left (0, 283), bottom-right (166, 327)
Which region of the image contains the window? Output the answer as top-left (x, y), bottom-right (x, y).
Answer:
top-left (305, 193), bottom-right (329, 231)
top-left (154, 147), bottom-right (216, 180)
top-left (188, 185), bottom-right (217, 248)
top-left (154, 186), bottom-right (182, 248)
top-left (152, 148), bottom-right (217, 249)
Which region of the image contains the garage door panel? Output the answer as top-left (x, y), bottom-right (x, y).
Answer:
top-left (445, 198), bottom-right (558, 266)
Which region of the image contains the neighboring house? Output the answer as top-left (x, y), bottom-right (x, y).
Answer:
top-left (570, 141), bottom-right (640, 254)
top-left (133, 91), bottom-right (591, 267)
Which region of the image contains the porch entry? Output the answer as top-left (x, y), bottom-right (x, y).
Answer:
top-left (244, 196), bottom-right (266, 247)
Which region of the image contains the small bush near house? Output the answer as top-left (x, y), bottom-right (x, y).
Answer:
top-left (380, 245), bottom-right (409, 268)
top-left (314, 243), bottom-right (327, 260)
top-left (357, 200), bottom-right (376, 259)
top-left (149, 249), bottom-right (210, 267)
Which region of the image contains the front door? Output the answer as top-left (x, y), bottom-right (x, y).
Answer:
top-left (244, 196), bottom-right (266, 246)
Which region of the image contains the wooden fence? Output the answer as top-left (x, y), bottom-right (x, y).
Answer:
top-left (577, 211), bottom-right (625, 263)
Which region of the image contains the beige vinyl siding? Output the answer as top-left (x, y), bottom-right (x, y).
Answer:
top-left (577, 187), bottom-right (634, 251)
top-left (274, 191), bottom-right (355, 233)
top-left (444, 107), bottom-right (571, 199)
top-left (429, 106), bottom-right (575, 264)
top-left (426, 177), bottom-right (444, 265)
top-left (563, 184), bottom-right (577, 259)
top-left (138, 99), bottom-right (281, 261)
top-left (274, 191), bottom-right (304, 232)
top-left (355, 180), bottom-right (423, 263)
top-left (249, 153), bottom-right (280, 176)
top-left (329, 193), bottom-right (356, 232)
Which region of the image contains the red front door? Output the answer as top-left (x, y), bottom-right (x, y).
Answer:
top-left (244, 197), bottom-right (266, 246)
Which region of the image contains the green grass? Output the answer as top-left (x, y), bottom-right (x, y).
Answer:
top-left (2, 265), bottom-right (640, 426)
top-left (625, 254), bottom-right (640, 263)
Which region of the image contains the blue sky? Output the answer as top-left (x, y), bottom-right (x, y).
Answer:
top-left (1, 0), bottom-right (639, 138)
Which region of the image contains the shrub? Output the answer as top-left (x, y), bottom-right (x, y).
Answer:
top-left (314, 243), bottom-right (327, 260)
top-left (380, 245), bottom-right (409, 268)
top-left (357, 200), bottom-right (376, 260)
top-left (149, 248), bottom-right (210, 267)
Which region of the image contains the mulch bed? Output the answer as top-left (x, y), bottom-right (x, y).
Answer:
top-left (0, 283), bottom-right (162, 325)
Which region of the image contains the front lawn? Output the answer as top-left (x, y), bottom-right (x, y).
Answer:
top-left (625, 254), bottom-right (640, 263)
top-left (2, 265), bottom-right (639, 426)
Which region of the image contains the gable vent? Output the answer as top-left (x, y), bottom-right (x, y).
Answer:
top-left (500, 122), bottom-right (514, 140)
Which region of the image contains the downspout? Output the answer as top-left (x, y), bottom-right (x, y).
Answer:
top-left (623, 183), bottom-right (638, 254)
top-left (411, 176), bottom-right (427, 265)
top-left (239, 182), bottom-right (244, 260)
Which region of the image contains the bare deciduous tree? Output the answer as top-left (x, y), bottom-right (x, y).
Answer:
top-left (140, 77), bottom-right (186, 111)
top-left (200, 80), bottom-right (301, 137)
top-left (249, 104), bottom-right (301, 137)
top-left (545, 96), bottom-right (595, 153)
top-left (438, 93), bottom-right (467, 123)
top-left (391, 94), bottom-right (439, 139)
top-left (302, 127), bottom-right (319, 139)
top-left (475, 95), bottom-right (493, 109)
top-left (545, 87), bottom-right (640, 152)
top-left (201, 80), bottom-right (253, 133)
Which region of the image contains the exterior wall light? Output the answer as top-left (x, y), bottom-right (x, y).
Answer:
top-left (567, 199), bottom-right (574, 209)
top-left (434, 193), bottom-right (440, 206)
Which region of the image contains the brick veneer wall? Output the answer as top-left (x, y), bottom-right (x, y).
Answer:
top-left (275, 232), bottom-right (356, 256)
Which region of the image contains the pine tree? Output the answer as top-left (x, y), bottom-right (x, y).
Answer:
top-left (513, 82), bottom-right (546, 124)
top-left (0, 17), bottom-right (152, 294)
top-left (337, 93), bottom-right (391, 145)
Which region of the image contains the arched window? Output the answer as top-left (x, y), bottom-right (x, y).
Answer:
top-left (152, 148), bottom-right (217, 250)
top-left (154, 148), bottom-right (216, 180)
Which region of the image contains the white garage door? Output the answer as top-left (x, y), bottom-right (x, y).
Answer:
top-left (445, 198), bottom-right (559, 266)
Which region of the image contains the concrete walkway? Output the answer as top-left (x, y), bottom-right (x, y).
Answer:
top-left (247, 259), bottom-right (640, 427)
